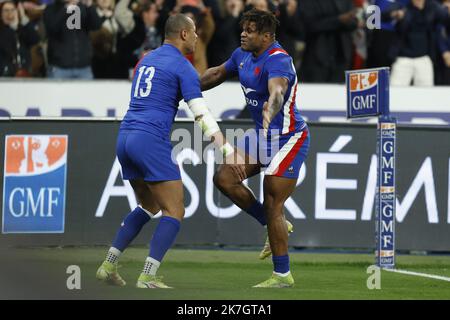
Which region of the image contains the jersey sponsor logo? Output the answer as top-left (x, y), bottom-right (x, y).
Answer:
top-left (2, 135), bottom-right (68, 233)
top-left (245, 97), bottom-right (258, 106)
top-left (241, 85), bottom-right (256, 95)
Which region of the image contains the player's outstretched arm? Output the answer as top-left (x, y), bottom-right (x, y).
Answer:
top-left (187, 98), bottom-right (247, 180)
top-left (262, 77), bottom-right (289, 134)
top-left (200, 63), bottom-right (228, 91)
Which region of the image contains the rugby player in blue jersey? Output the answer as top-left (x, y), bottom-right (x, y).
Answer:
top-left (201, 9), bottom-right (310, 288)
top-left (96, 14), bottom-right (246, 288)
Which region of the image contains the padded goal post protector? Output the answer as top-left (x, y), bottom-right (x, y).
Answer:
top-left (346, 67), bottom-right (396, 269)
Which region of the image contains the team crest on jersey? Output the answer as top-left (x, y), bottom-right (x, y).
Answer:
top-left (239, 62), bottom-right (244, 69)
top-left (2, 135), bottom-right (68, 233)
top-left (254, 67), bottom-right (261, 76)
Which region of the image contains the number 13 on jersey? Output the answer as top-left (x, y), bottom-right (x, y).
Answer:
top-left (134, 66), bottom-right (156, 98)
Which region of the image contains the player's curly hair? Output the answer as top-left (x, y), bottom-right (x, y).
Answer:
top-left (239, 8), bottom-right (280, 36)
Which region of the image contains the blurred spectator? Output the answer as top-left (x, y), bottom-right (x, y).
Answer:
top-left (387, 0), bottom-right (450, 86)
top-left (436, 0), bottom-right (450, 84)
top-left (299, 0), bottom-right (358, 83)
top-left (246, 0), bottom-right (272, 11)
top-left (90, 0), bottom-right (120, 78)
top-left (240, 0), bottom-right (304, 69)
top-left (0, 0), bottom-right (448, 85)
top-left (275, 0), bottom-right (304, 71)
top-left (153, 0), bottom-right (171, 34)
top-left (366, 0), bottom-right (409, 68)
top-left (168, 0), bottom-right (221, 21)
top-left (208, 0), bottom-right (243, 66)
top-left (135, 0), bottom-right (162, 57)
top-left (153, 0), bottom-right (220, 36)
top-left (90, 0), bottom-right (153, 79)
top-left (114, 0), bottom-right (146, 78)
top-left (0, 1), bottom-right (40, 77)
top-left (44, 0), bottom-right (101, 79)
top-left (20, 1), bottom-right (47, 77)
top-left (179, 1), bottom-right (215, 73)
top-left (21, 0), bottom-right (47, 21)
top-left (352, 0), bottom-right (368, 70)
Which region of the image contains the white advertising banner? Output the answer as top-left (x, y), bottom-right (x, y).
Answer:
top-left (1, 80), bottom-right (449, 124)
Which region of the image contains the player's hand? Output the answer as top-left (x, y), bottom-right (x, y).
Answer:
top-left (225, 151), bottom-right (247, 182)
top-left (262, 101), bottom-right (271, 138)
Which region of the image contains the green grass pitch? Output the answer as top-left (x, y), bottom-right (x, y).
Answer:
top-left (2, 247), bottom-right (450, 299)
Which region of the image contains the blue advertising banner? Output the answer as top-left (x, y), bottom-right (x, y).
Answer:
top-left (2, 135), bottom-right (68, 233)
top-left (346, 68), bottom-right (390, 118)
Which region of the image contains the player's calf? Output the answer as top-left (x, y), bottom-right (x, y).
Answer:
top-left (259, 220), bottom-right (294, 260)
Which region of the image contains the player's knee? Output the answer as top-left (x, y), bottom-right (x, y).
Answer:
top-left (133, 187), bottom-right (147, 204)
top-left (161, 206), bottom-right (185, 220)
top-left (263, 198), bottom-right (283, 216)
top-left (140, 203), bottom-right (160, 215)
top-left (175, 207), bottom-right (186, 220)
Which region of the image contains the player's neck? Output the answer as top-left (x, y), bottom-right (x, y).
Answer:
top-left (163, 40), bottom-right (186, 55)
top-left (252, 40), bottom-right (276, 58)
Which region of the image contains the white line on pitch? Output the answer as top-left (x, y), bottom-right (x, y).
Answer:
top-left (383, 268), bottom-right (450, 282)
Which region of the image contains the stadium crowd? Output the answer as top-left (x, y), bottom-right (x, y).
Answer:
top-left (0, 0), bottom-right (449, 85)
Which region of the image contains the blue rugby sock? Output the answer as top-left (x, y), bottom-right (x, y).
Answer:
top-left (111, 207), bottom-right (151, 251)
top-left (273, 255), bottom-right (290, 274)
top-left (245, 200), bottom-right (267, 226)
top-left (149, 215), bottom-right (181, 262)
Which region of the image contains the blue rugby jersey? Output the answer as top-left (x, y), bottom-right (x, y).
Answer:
top-left (120, 44), bottom-right (202, 137)
top-left (225, 41), bottom-right (306, 136)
